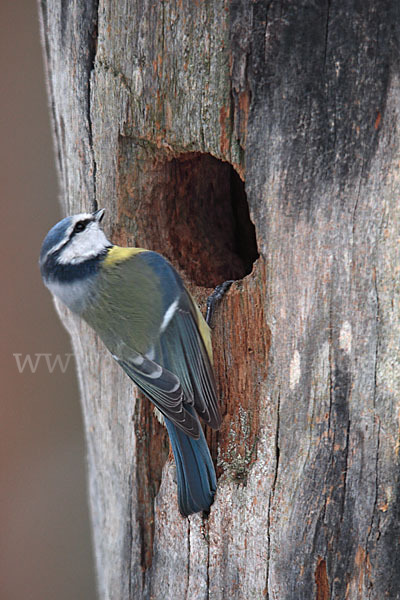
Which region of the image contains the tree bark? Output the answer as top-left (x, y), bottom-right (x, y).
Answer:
top-left (38, 1), bottom-right (400, 598)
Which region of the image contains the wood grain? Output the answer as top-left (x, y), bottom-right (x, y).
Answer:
top-left (39, 0), bottom-right (400, 597)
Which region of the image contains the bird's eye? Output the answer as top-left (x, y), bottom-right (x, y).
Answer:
top-left (73, 221), bottom-right (87, 234)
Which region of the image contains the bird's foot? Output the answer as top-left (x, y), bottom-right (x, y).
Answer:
top-left (205, 280), bottom-right (234, 326)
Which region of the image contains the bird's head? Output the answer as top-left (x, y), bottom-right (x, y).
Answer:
top-left (39, 209), bottom-right (111, 281)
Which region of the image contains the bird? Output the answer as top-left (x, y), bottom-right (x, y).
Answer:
top-left (39, 208), bottom-right (222, 517)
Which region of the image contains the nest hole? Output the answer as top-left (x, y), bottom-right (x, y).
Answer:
top-left (160, 153), bottom-right (259, 287)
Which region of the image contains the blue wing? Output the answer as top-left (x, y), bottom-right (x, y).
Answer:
top-left (106, 250), bottom-right (221, 436)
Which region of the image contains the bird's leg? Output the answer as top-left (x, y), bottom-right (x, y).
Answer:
top-left (205, 280), bottom-right (234, 326)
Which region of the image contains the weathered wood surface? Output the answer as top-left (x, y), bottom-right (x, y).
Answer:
top-left (39, 1), bottom-right (400, 598)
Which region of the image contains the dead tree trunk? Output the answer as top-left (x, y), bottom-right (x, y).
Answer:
top-left (39, 1), bottom-right (400, 598)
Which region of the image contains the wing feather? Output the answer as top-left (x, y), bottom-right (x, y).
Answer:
top-left (160, 292), bottom-right (222, 430)
top-left (115, 353), bottom-right (201, 438)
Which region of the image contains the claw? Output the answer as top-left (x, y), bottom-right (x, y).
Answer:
top-left (205, 280), bottom-right (234, 326)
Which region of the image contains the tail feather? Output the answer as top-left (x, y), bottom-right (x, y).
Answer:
top-left (165, 417), bottom-right (217, 517)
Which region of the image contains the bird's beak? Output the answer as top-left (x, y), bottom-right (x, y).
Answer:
top-left (93, 208), bottom-right (105, 223)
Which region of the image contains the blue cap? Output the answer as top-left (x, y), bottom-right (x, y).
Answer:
top-left (39, 216), bottom-right (72, 263)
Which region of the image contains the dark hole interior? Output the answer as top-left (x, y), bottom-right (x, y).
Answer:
top-left (161, 153), bottom-right (259, 287)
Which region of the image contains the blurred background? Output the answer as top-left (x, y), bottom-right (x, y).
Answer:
top-left (0, 2), bottom-right (96, 598)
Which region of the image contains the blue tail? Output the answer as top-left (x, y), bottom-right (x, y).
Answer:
top-left (165, 417), bottom-right (217, 517)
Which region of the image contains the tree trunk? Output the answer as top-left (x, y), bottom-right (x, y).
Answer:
top-left (38, 1), bottom-right (400, 598)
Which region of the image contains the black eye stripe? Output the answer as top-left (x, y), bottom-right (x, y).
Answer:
top-left (72, 219), bottom-right (91, 235)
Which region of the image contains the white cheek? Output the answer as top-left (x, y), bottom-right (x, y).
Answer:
top-left (58, 225), bottom-right (109, 264)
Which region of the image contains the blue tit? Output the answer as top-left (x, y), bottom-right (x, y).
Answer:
top-left (39, 209), bottom-right (221, 517)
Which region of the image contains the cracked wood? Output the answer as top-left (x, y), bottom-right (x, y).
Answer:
top-left (39, 1), bottom-right (400, 598)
